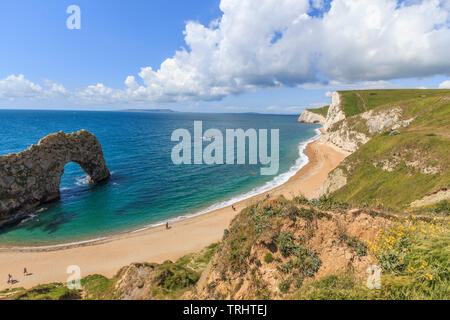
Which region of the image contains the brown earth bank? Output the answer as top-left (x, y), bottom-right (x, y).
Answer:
top-left (186, 202), bottom-right (391, 300)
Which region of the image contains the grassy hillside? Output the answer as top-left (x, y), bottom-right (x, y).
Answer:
top-left (2, 197), bottom-right (448, 300)
top-left (339, 89), bottom-right (450, 117)
top-left (329, 91), bottom-right (450, 210)
top-left (307, 105), bottom-right (329, 117)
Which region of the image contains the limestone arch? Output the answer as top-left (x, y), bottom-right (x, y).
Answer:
top-left (0, 130), bottom-right (110, 220)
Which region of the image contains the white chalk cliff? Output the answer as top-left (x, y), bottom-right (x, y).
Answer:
top-left (301, 91), bottom-right (418, 196)
top-left (297, 110), bottom-right (326, 124)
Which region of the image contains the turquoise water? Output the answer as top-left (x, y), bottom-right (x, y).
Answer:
top-left (0, 110), bottom-right (320, 246)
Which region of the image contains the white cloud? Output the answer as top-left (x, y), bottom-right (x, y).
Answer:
top-left (0, 74), bottom-right (42, 99)
top-left (2, 0), bottom-right (450, 105)
top-left (311, 0), bottom-right (325, 9)
top-left (0, 74), bottom-right (66, 100)
top-left (325, 91), bottom-right (333, 98)
top-left (438, 80), bottom-right (450, 88)
top-left (92, 0), bottom-right (449, 104)
top-left (42, 79), bottom-right (67, 96)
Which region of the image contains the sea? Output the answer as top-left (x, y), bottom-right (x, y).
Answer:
top-left (0, 110), bottom-right (320, 246)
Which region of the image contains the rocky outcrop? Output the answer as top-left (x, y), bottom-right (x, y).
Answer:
top-left (113, 263), bottom-right (159, 300)
top-left (361, 107), bottom-right (415, 134)
top-left (410, 188), bottom-right (449, 208)
top-left (0, 130), bottom-right (110, 221)
top-left (298, 110), bottom-right (326, 124)
top-left (323, 92), bottom-right (345, 131)
top-left (320, 122), bottom-right (371, 153)
top-left (373, 149), bottom-right (442, 175)
top-left (319, 168), bottom-right (348, 195)
top-left (321, 105), bottom-right (415, 154)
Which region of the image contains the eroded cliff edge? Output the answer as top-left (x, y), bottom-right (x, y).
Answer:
top-left (0, 130), bottom-right (110, 222)
top-left (297, 110), bottom-right (325, 124)
top-left (312, 90), bottom-right (449, 209)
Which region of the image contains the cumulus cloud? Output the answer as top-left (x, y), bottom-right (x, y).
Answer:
top-left (83, 0), bottom-right (449, 104)
top-left (0, 74), bottom-right (67, 100)
top-left (0, 74), bottom-right (43, 99)
top-left (438, 80), bottom-right (450, 88)
top-left (2, 0), bottom-right (450, 105)
top-left (325, 91), bottom-right (333, 98)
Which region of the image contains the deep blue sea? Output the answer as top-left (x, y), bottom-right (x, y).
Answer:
top-left (0, 110), bottom-right (320, 246)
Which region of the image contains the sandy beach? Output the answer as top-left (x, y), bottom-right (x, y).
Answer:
top-left (0, 138), bottom-right (347, 290)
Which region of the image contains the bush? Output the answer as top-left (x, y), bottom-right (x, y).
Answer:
top-left (293, 195), bottom-right (310, 205)
top-left (156, 262), bottom-right (200, 291)
top-left (279, 280), bottom-right (291, 293)
top-left (264, 252), bottom-right (274, 263)
top-left (316, 196), bottom-right (349, 211)
top-left (281, 204), bottom-right (302, 221)
top-left (276, 232), bottom-right (297, 257)
top-left (433, 200), bottom-right (449, 215)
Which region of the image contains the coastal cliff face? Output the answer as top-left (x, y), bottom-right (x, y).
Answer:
top-left (323, 92), bottom-right (345, 131)
top-left (320, 106), bottom-right (414, 153)
top-left (297, 110), bottom-right (325, 124)
top-left (0, 130), bottom-right (110, 221)
top-left (318, 90), bottom-right (450, 209)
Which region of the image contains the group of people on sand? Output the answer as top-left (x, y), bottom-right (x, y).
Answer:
top-left (6, 267), bottom-right (30, 285)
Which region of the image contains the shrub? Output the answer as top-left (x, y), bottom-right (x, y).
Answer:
top-left (279, 280), bottom-right (291, 293)
top-left (293, 195), bottom-right (310, 205)
top-left (156, 262), bottom-right (200, 291)
top-left (316, 196), bottom-right (349, 211)
top-left (264, 252), bottom-right (274, 263)
top-left (281, 204), bottom-right (301, 221)
top-left (276, 232), bottom-right (297, 257)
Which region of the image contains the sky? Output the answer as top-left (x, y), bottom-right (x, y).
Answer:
top-left (0, 0), bottom-right (449, 113)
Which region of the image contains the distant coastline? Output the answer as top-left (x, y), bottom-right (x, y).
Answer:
top-left (123, 108), bottom-right (177, 113)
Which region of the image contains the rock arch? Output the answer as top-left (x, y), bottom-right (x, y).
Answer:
top-left (0, 130), bottom-right (110, 221)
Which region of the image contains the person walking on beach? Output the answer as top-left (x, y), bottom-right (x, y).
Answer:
top-left (166, 222), bottom-right (169, 230)
top-left (7, 274), bottom-right (12, 284)
top-left (23, 267), bottom-right (28, 276)
top-left (232, 205), bottom-right (236, 212)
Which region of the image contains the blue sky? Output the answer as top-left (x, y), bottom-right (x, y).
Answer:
top-left (0, 1), bottom-right (220, 88)
top-left (0, 0), bottom-right (449, 113)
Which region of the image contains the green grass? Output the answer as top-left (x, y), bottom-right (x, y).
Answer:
top-left (307, 105), bottom-right (329, 117)
top-left (291, 273), bottom-right (369, 300)
top-left (339, 89), bottom-right (450, 117)
top-left (148, 243), bottom-right (219, 299)
top-left (331, 93), bottom-right (450, 210)
top-left (412, 200), bottom-right (449, 216)
top-left (2, 283), bottom-right (82, 300)
top-left (81, 274), bottom-right (116, 300)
